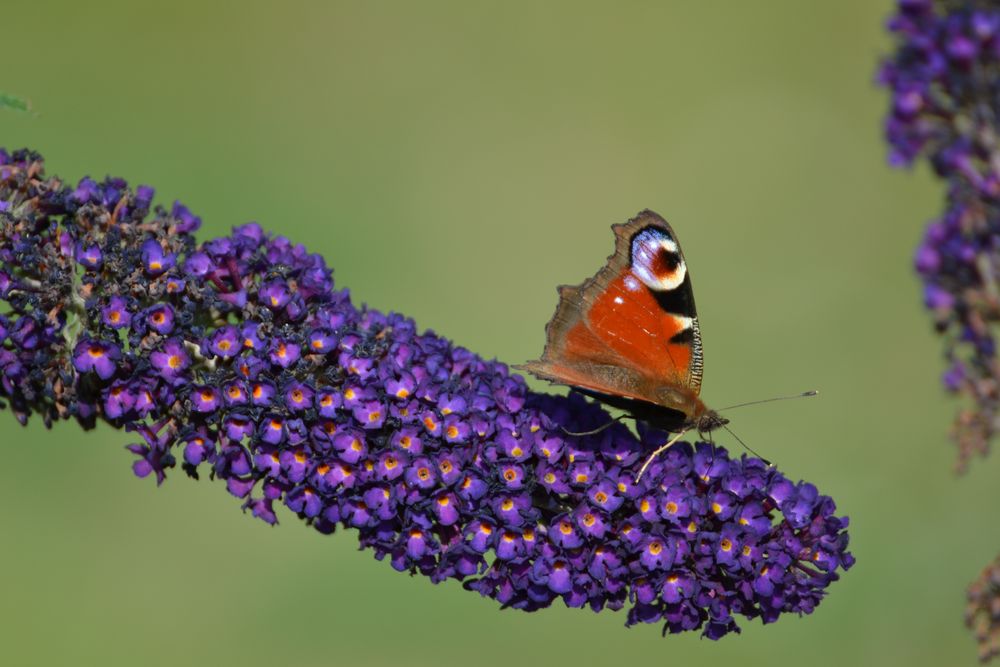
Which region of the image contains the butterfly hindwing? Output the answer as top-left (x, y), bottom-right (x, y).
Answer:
top-left (517, 210), bottom-right (706, 420)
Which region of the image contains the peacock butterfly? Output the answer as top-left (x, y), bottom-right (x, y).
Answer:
top-left (517, 209), bottom-right (728, 437)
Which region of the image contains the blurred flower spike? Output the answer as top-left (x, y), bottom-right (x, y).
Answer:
top-left (967, 553), bottom-right (1000, 662)
top-left (0, 149), bottom-right (852, 638)
top-left (881, 1), bottom-right (1000, 660)
top-left (881, 0), bottom-right (1000, 471)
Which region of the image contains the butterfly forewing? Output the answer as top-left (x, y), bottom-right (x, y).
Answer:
top-left (518, 210), bottom-right (705, 413)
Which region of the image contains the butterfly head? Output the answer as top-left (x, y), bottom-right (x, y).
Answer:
top-left (694, 409), bottom-right (728, 435)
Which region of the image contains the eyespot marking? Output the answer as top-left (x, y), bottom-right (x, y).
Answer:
top-left (630, 227), bottom-right (686, 291)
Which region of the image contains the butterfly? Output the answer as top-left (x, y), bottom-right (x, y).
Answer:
top-left (516, 209), bottom-right (728, 439)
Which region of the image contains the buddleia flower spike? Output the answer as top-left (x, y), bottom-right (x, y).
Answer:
top-left (0, 148), bottom-right (852, 639)
top-left (881, 0), bottom-right (1000, 660)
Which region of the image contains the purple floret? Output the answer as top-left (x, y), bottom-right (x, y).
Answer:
top-left (72, 339), bottom-right (120, 380)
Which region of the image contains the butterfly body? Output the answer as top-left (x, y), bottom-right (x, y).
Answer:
top-left (517, 210), bottom-right (727, 435)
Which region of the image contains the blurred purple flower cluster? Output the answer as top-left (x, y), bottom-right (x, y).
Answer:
top-left (881, 0), bottom-right (1000, 470)
top-left (0, 148), bottom-right (852, 638)
top-left (881, 1), bottom-right (1000, 659)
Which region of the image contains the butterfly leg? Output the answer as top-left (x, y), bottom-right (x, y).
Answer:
top-left (635, 429), bottom-right (687, 483)
top-left (561, 414), bottom-right (626, 437)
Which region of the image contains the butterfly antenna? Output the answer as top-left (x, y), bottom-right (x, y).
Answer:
top-left (722, 424), bottom-right (771, 466)
top-left (561, 414), bottom-right (626, 437)
top-left (718, 390), bottom-right (818, 412)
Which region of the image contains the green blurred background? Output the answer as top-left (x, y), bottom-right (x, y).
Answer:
top-left (0, 1), bottom-right (986, 665)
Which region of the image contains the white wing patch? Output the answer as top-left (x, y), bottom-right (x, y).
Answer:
top-left (669, 314), bottom-right (694, 332)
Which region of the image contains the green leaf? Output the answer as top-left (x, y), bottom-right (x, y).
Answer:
top-left (0, 92), bottom-right (34, 114)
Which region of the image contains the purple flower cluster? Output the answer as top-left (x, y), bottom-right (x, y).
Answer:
top-left (881, 0), bottom-right (1000, 471)
top-left (0, 149), bottom-right (852, 638)
top-left (882, 3), bottom-right (1000, 660)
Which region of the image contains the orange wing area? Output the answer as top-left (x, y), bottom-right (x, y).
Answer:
top-left (573, 272), bottom-right (693, 388)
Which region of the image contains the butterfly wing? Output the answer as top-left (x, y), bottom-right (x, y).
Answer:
top-left (517, 210), bottom-right (705, 414)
